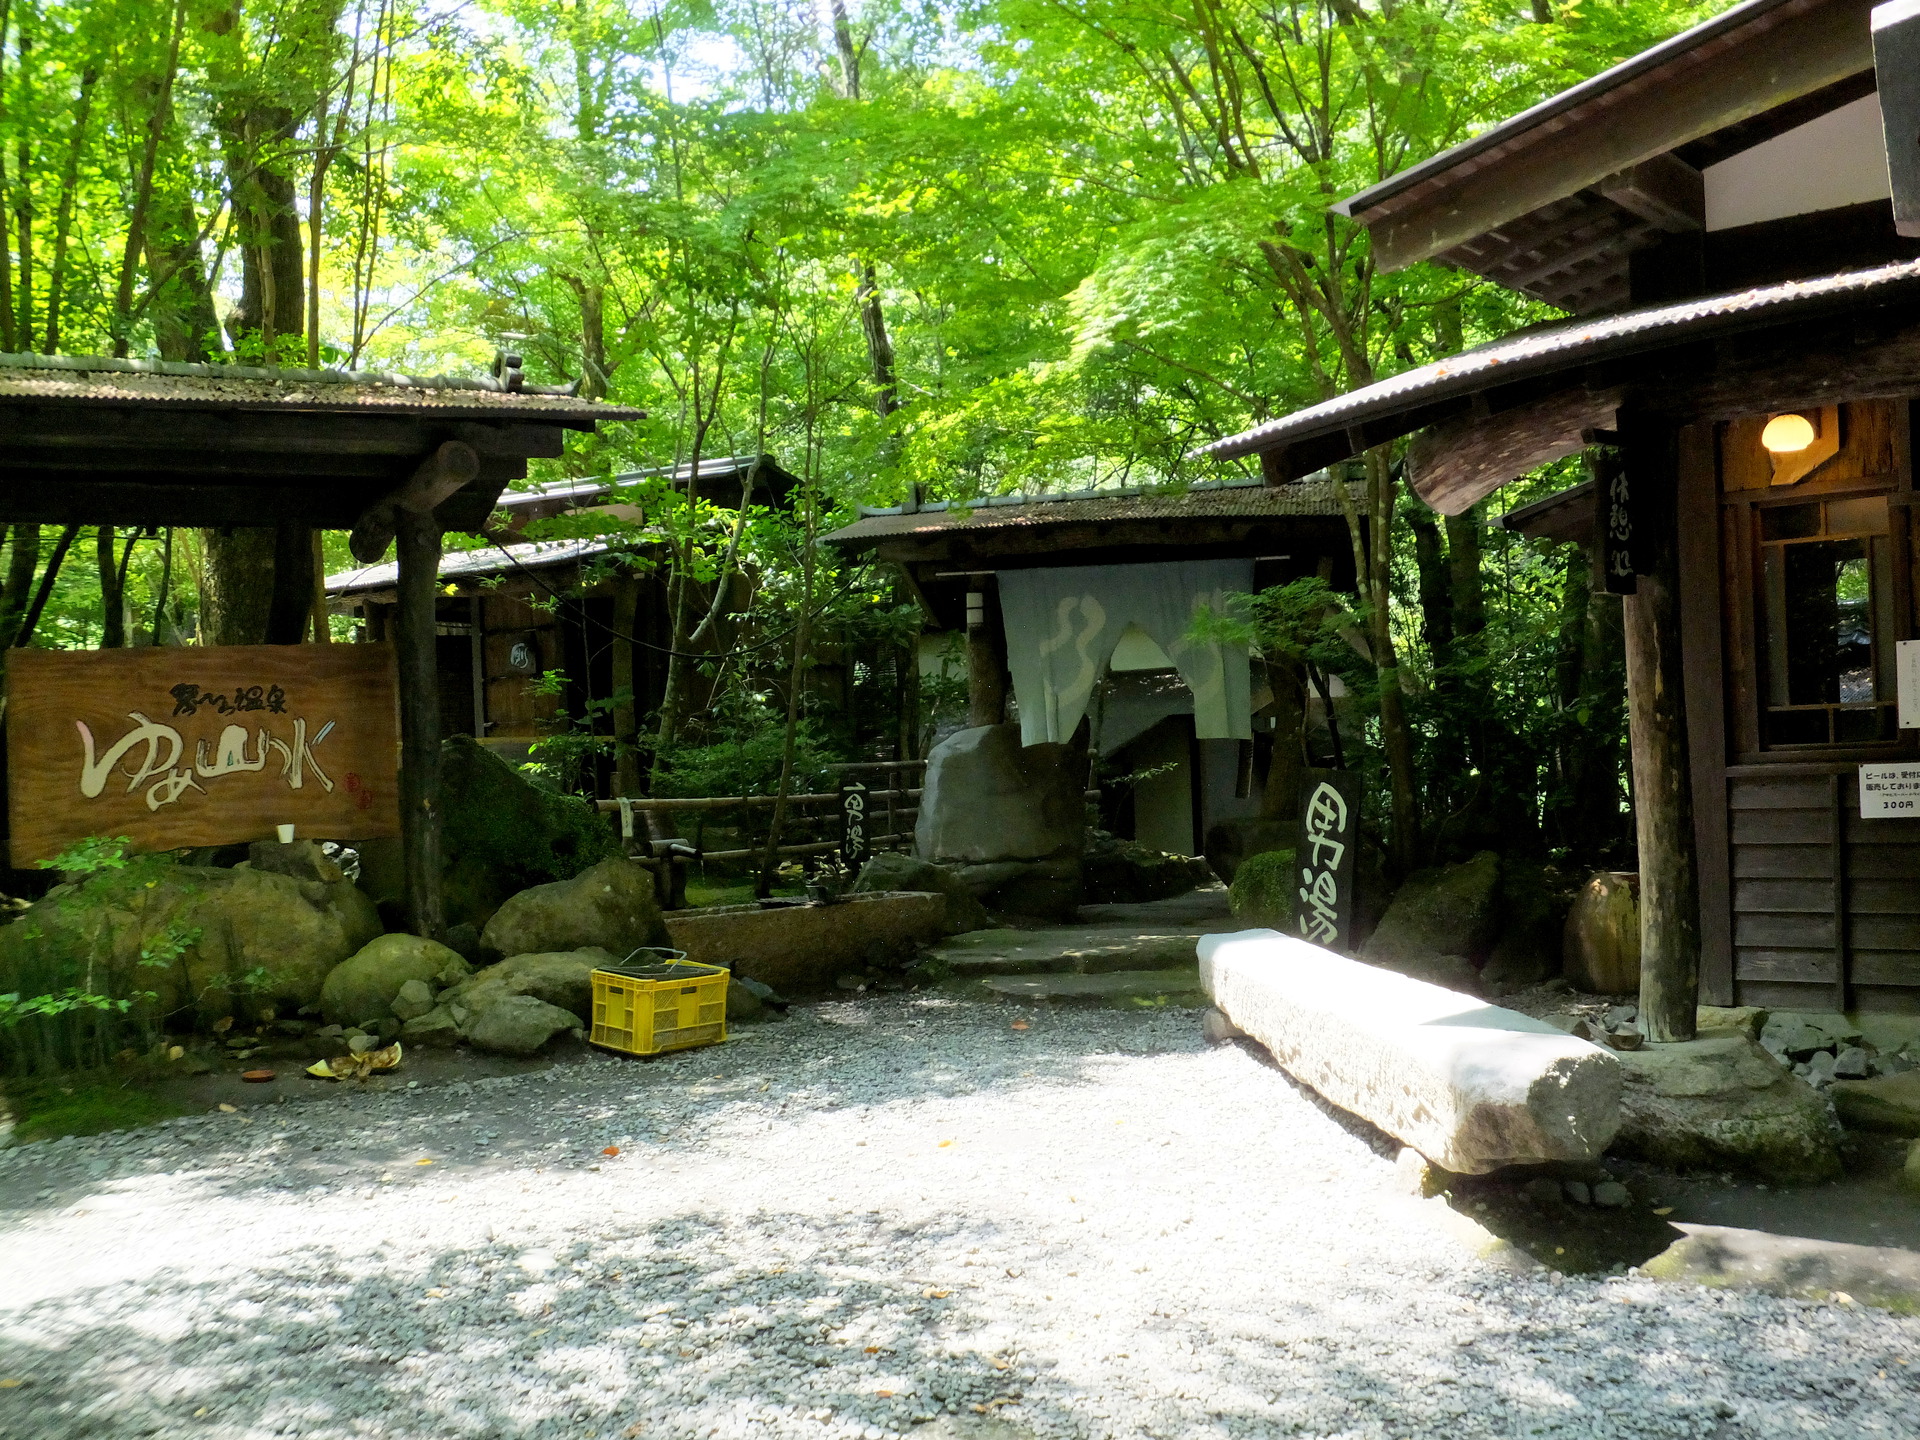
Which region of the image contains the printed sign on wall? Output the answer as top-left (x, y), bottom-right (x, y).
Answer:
top-left (1860, 761), bottom-right (1920, 818)
top-left (1294, 768), bottom-right (1361, 951)
top-left (7, 644), bottom-right (401, 866)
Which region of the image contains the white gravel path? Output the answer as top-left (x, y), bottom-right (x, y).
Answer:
top-left (2, 995), bottom-right (1917, 1440)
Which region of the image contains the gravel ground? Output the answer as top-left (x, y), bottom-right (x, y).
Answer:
top-left (3, 995), bottom-right (1918, 1440)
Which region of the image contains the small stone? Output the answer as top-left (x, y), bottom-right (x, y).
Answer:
top-left (1201, 1007), bottom-right (1247, 1046)
top-left (1603, 1004), bottom-right (1638, 1030)
top-left (836, 975), bottom-right (868, 991)
top-left (391, 979), bottom-right (436, 1023)
top-left (1606, 1027), bottom-right (1644, 1051)
top-left (1562, 1180), bottom-right (1592, 1205)
top-left (1592, 1179), bottom-right (1630, 1208)
top-left (1832, 1046), bottom-right (1872, 1080)
top-left (1805, 1051), bottom-right (1838, 1087)
top-left (347, 1034), bottom-right (378, 1054)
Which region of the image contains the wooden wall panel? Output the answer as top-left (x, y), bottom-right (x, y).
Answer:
top-left (1731, 845), bottom-right (1831, 878)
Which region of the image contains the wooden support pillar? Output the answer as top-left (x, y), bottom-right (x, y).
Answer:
top-left (395, 505), bottom-right (446, 941)
top-left (1621, 411), bottom-right (1700, 1042)
top-left (965, 585), bottom-right (1008, 728)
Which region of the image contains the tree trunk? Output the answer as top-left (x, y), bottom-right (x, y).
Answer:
top-left (1408, 507), bottom-right (1453, 658)
top-left (265, 522), bottom-right (315, 644)
top-left (1364, 449), bottom-right (1420, 872)
top-left (41, 64), bottom-right (98, 356)
top-left (611, 570), bottom-right (643, 796)
top-left (1444, 507), bottom-right (1485, 639)
top-left (1622, 415), bottom-right (1699, 1042)
top-left (394, 506), bottom-right (445, 940)
top-left (1575, 548), bottom-right (1629, 850)
top-left (0, 523), bottom-right (37, 647)
top-left (113, 0), bottom-right (186, 358)
top-left (198, 529), bottom-right (278, 645)
top-left (144, 188), bottom-right (220, 361)
top-left (13, 23), bottom-right (32, 349)
top-left (224, 102), bottom-right (304, 354)
top-left (96, 526), bottom-right (126, 647)
top-left (1258, 653), bottom-right (1307, 821)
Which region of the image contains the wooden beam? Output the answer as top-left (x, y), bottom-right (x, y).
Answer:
top-left (0, 480), bottom-right (387, 528)
top-left (394, 504), bottom-right (446, 941)
top-left (1597, 153), bottom-right (1705, 233)
top-left (1621, 409), bottom-right (1700, 1042)
top-left (1370, 0), bottom-right (1875, 270)
top-left (350, 441), bottom-right (481, 564)
top-left (1407, 387), bottom-right (1624, 515)
top-left (1876, 0), bottom-right (1920, 237)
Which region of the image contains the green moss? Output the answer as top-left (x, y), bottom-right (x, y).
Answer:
top-left (5, 1073), bottom-right (190, 1144)
top-left (1230, 848), bottom-right (1296, 930)
top-left (438, 736), bottom-right (619, 929)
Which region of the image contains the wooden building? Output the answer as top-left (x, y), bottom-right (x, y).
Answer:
top-left (823, 475), bottom-right (1357, 856)
top-left (1200, 0), bottom-right (1920, 1025)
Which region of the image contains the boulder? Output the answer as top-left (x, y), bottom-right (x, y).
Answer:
top-left (1198, 929), bottom-right (1622, 1173)
top-left (1697, 1005), bottom-right (1769, 1040)
top-left (1228, 849), bottom-right (1295, 931)
top-left (850, 853), bottom-right (992, 935)
top-left (321, 933), bottom-right (470, 1026)
top-left (391, 979), bottom-right (437, 1022)
top-left (0, 863), bottom-right (382, 1025)
top-left (1080, 831), bottom-right (1213, 905)
top-left (1480, 860), bottom-right (1575, 995)
top-left (465, 994), bottom-right (582, 1056)
top-left (438, 734), bottom-right (620, 931)
top-left (247, 838), bottom-right (345, 885)
top-left (1610, 1034), bottom-right (1842, 1183)
top-left (1359, 851), bottom-right (1500, 989)
top-left (914, 723), bottom-right (1085, 864)
top-left (1203, 816), bottom-right (1295, 886)
top-left (479, 857), bottom-right (669, 962)
top-left (1564, 872), bottom-right (1639, 994)
top-left (442, 948), bottom-right (614, 1023)
top-left (1829, 1070), bottom-right (1920, 1136)
top-left (400, 1005), bottom-right (463, 1047)
top-left (1760, 1011), bottom-right (1863, 1063)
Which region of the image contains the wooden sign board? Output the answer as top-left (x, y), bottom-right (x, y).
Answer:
top-left (7, 644), bottom-right (401, 866)
top-left (1294, 768), bottom-right (1361, 951)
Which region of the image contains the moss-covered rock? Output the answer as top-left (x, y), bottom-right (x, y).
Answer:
top-left (320, 933), bottom-right (471, 1026)
top-left (478, 857), bottom-right (669, 962)
top-left (1481, 860), bottom-right (1578, 995)
top-left (439, 735), bottom-right (619, 931)
top-left (851, 853), bottom-right (993, 935)
top-left (1229, 849), bottom-right (1295, 930)
top-left (1081, 832), bottom-right (1214, 905)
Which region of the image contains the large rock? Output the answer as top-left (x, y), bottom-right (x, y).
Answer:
top-left (1564, 871), bottom-right (1639, 994)
top-left (247, 839), bottom-right (344, 885)
top-left (850, 853), bottom-right (993, 934)
top-left (465, 994), bottom-right (582, 1056)
top-left (1829, 1070), bottom-right (1920, 1136)
top-left (1081, 831), bottom-right (1212, 905)
top-left (1760, 1011), bottom-right (1863, 1063)
top-left (479, 857), bottom-right (669, 962)
top-left (1228, 849), bottom-right (1294, 931)
top-left (1203, 816), bottom-right (1294, 886)
top-left (1610, 1034), bottom-right (1842, 1182)
top-left (1198, 929), bottom-right (1622, 1173)
top-left (438, 734), bottom-right (620, 932)
top-left (666, 893), bottom-right (947, 995)
top-left (0, 863), bottom-right (381, 1024)
top-left (442, 948), bottom-right (614, 1024)
top-left (914, 723), bottom-right (1085, 864)
top-left (1359, 851), bottom-right (1500, 989)
top-left (321, 933), bottom-right (470, 1025)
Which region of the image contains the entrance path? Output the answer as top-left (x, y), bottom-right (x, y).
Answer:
top-left (3, 994), bottom-right (1916, 1440)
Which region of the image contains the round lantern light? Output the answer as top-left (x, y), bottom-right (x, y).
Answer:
top-left (1761, 412), bottom-right (1817, 454)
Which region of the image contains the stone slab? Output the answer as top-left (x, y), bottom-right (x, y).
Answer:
top-left (1198, 928), bottom-right (1622, 1174)
top-left (1644, 1224), bottom-right (1920, 1313)
top-left (1830, 1069), bottom-right (1920, 1136)
top-left (930, 926), bottom-right (1203, 978)
top-left (665, 891), bottom-right (947, 995)
top-left (978, 969), bottom-right (1206, 1006)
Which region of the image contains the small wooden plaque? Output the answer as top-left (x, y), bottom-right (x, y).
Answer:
top-left (6, 644), bottom-right (401, 866)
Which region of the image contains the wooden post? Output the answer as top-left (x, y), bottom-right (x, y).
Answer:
top-left (965, 585), bottom-right (1007, 728)
top-left (1621, 412), bottom-right (1700, 1042)
top-left (394, 504), bottom-right (445, 940)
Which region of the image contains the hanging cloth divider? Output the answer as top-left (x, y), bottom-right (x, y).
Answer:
top-left (996, 558), bottom-right (1255, 747)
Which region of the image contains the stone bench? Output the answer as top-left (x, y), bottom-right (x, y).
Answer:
top-left (1199, 929), bottom-right (1622, 1173)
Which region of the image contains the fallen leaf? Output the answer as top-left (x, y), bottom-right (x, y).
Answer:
top-left (529, 1328), bottom-right (550, 1340)
top-left (972, 1404), bottom-right (988, 1414)
top-left (876, 1390), bottom-right (894, 1398)
top-left (1833, 1291), bottom-right (1855, 1306)
top-left (602, 1146), bottom-right (620, 1156)
top-left (992, 1359), bottom-right (1011, 1370)
top-left (1652, 1206), bottom-right (1674, 1216)
top-left (193, 1405), bottom-right (208, 1416)
top-left (0, 1379), bottom-right (20, 1388)
top-left (1010, 1021), bottom-right (1028, 1031)
top-left (212, 1015), bottom-right (233, 1034)
top-left (425, 1288), bottom-right (448, 1299)
top-left (937, 1140), bottom-right (952, 1148)
top-left (864, 1346), bottom-right (882, 1354)
top-left (625, 1427), bottom-right (645, 1438)
top-left (922, 1288), bottom-right (951, 1299)
top-left (167, 1045), bottom-right (184, 1061)
top-left (415, 1158), bottom-right (433, 1166)
top-left (241, 1069), bottom-right (275, 1084)
top-left (217, 1103), bottom-right (238, 1114)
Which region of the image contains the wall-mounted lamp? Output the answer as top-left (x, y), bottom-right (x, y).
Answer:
top-left (1762, 412), bottom-right (1818, 454)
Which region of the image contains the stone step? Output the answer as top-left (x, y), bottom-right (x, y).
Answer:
top-left (976, 968), bottom-right (1208, 1006)
top-left (931, 926), bottom-right (1204, 978)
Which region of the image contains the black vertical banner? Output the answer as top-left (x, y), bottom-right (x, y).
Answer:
top-left (1294, 768), bottom-right (1361, 952)
top-left (1596, 446), bottom-right (1638, 596)
top-left (839, 779), bottom-right (869, 870)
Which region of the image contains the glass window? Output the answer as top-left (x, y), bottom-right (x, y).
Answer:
top-left (1759, 495), bottom-right (1896, 747)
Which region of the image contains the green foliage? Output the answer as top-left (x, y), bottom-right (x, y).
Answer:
top-left (5, 1072), bottom-right (192, 1145)
top-left (1230, 849), bottom-right (1297, 931)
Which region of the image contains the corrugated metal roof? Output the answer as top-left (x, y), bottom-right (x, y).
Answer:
top-left (0, 351), bottom-right (644, 421)
top-left (1197, 258), bottom-right (1920, 463)
top-left (325, 538), bottom-right (613, 597)
top-left (823, 475), bottom-right (1351, 545)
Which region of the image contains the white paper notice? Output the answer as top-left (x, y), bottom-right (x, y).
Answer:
top-left (1900, 639), bottom-right (1920, 728)
top-left (1859, 762), bottom-right (1920, 817)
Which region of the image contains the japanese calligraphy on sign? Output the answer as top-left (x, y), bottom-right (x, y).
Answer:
top-left (1294, 768), bottom-right (1361, 951)
top-left (840, 780), bottom-right (869, 870)
top-left (6, 644), bottom-right (401, 865)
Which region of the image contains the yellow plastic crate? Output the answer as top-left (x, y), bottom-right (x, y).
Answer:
top-left (589, 956), bottom-right (729, 1057)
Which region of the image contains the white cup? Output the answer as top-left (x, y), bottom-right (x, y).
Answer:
top-left (276, 824), bottom-right (296, 844)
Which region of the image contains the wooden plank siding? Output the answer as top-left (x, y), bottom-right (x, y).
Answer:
top-left (1705, 399), bottom-right (1920, 1013)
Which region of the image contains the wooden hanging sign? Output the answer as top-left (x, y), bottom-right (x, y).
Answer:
top-left (6, 644), bottom-right (401, 866)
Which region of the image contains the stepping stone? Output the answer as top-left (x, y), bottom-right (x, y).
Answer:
top-left (978, 969), bottom-right (1207, 1006)
top-left (931, 927), bottom-right (1201, 978)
